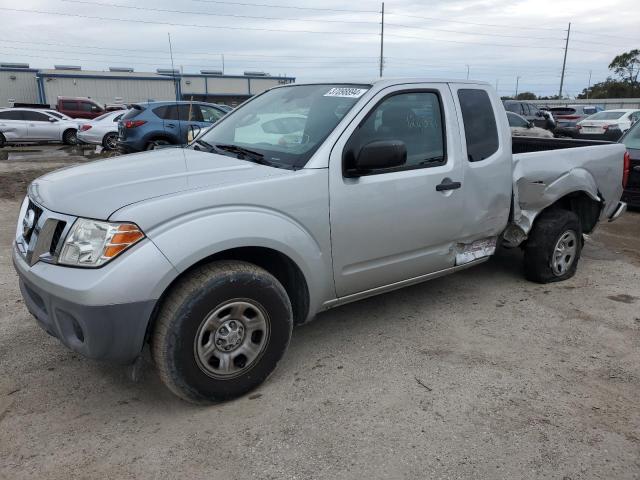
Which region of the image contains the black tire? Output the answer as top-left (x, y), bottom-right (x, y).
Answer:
top-left (146, 138), bottom-right (171, 150)
top-left (152, 261), bottom-right (293, 403)
top-left (0, 133), bottom-right (5, 148)
top-left (102, 132), bottom-right (118, 150)
top-left (63, 129), bottom-right (78, 145)
top-left (524, 209), bottom-right (582, 283)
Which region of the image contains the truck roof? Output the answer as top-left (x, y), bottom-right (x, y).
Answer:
top-left (289, 78), bottom-right (492, 88)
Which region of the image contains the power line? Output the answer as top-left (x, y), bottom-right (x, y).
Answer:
top-left (0, 7), bottom-right (377, 35)
top-left (386, 12), bottom-right (562, 32)
top-left (0, 38), bottom-right (380, 60)
top-left (60, 0), bottom-right (379, 25)
top-left (385, 32), bottom-right (562, 50)
top-left (385, 22), bottom-right (566, 42)
top-left (189, 0), bottom-right (379, 13)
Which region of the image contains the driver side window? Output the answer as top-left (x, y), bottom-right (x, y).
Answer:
top-left (345, 91), bottom-right (446, 173)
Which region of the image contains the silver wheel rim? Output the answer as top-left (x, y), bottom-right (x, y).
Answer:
top-left (551, 230), bottom-right (578, 276)
top-left (194, 299), bottom-right (270, 379)
top-left (105, 134), bottom-right (117, 150)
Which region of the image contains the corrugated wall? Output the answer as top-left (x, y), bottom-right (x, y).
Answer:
top-left (0, 70), bottom-right (39, 107)
top-left (41, 76), bottom-right (176, 106)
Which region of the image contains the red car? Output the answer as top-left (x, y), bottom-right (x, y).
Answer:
top-left (56, 97), bottom-right (105, 119)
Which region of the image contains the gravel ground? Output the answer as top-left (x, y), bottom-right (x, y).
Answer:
top-left (0, 146), bottom-right (639, 479)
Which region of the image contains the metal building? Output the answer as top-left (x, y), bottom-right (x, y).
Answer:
top-left (0, 64), bottom-right (39, 107)
top-left (0, 63), bottom-right (295, 108)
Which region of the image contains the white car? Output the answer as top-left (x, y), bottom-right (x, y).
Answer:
top-left (507, 112), bottom-right (553, 138)
top-left (577, 109), bottom-right (640, 136)
top-left (77, 110), bottom-right (127, 150)
top-left (45, 110), bottom-right (84, 129)
top-left (0, 108), bottom-right (78, 147)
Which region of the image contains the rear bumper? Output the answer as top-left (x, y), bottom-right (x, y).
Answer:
top-left (608, 201), bottom-right (627, 222)
top-left (77, 131), bottom-right (102, 145)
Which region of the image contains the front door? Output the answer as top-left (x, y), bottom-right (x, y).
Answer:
top-left (23, 111), bottom-right (59, 140)
top-left (329, 85), bottom-right (464, 297)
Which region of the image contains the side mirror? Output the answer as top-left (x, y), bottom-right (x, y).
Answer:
top-left (188, 124), bottom-right (201, 143)
top-left (527, 121), bottom-right (534, 129)
top-left (48, 117), bottom-right (57, 122)
top-left (346, 140), bottom-right (407, 176)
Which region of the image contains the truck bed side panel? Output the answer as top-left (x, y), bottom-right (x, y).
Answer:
top-left (512, 143), bottom-right (626, 233)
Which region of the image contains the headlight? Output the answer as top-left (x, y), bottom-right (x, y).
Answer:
top-left (59, 218), bottom-right (145, 267)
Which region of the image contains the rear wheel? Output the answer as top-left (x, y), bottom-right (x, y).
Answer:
top-left (146, 139), bottom-right (171, 150)
top-left (0, 133), bottom-right (5, 148)
top-left (524, 209), bottom-right (582, 283)
top-left (152, 261), bottom-right (293, 403)
top-left (102, 132), bottom-right (118, 150)
top-left (63, 129), bottom-right (78, 145)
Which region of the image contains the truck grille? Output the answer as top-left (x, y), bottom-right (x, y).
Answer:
top-left (16, 198), bottom-right (75, 266)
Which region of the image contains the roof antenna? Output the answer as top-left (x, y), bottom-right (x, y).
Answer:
top-left (167, 32), bottom-right (185, 147)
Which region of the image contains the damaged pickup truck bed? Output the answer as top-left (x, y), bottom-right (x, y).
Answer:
top-left (13, 79), bottom-right (628, 403)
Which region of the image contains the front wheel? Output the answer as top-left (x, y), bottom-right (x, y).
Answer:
top-left (63, 129), bottom-right (78, 145)
top-left (152, 261), bottom-right (293, 403)
top-left (524, 209), bottom-right (583, 283)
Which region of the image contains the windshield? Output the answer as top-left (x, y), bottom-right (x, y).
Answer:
top-left (195, 84), bottom-right (370, 169)
top-left (586, 111), bottom-right (625, 121)
top-left (622, 121), bottom-right (640, 149)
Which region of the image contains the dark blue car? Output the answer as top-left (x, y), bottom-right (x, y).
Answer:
top-left (117, 101), bottom-right (227, 152)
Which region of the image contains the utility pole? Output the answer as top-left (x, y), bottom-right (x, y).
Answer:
top-left (558, 22), bottom-right (571, 99)
top-left (466, 64), bottom-right (470, 80)
top-left (379, 2), bottom-right (384, 77)
top-left (515, 76), bottom-right (521, 98)
top-left (586, 69), bottom-right (592, 100)
top-left (221, 54), bottom-right (225, 74)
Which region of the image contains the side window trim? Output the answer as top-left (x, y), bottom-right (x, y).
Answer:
top-left (342, 88), bottom-right (448, 177)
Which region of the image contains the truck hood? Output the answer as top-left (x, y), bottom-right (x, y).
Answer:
top-left (28, 148), bottom-right (292, 219)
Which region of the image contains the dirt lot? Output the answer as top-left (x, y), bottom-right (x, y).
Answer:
top-left (0, 145), bottom-right (639, 479)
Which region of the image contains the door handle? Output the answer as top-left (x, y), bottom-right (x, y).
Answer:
top-left (165, 123), bottom-right (176, 128)
top-left (436, 178), bottom-right (462, 191)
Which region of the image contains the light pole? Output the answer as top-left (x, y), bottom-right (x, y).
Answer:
top-left (466, 64), bottom-right (470, 80)
top-left (515, 76), bottom-right (521, 98)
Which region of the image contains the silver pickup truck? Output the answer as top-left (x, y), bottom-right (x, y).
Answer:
top-left (13, 79), bottom-right (628, 403)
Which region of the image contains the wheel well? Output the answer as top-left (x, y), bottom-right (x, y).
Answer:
top-left (544, 191), bottom-right (601, 233)
top-left (63, 128), bottom-right (77, 135)
top-left (149, 247), bottom-right (310, 337)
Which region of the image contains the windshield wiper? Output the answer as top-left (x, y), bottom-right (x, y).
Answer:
top-left (213, 144), bottom-right (278, 167)
top-left (193, 139), bottom-right (214, 151)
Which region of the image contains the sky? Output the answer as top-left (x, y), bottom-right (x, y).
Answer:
top-left (0, 0), bottom-right (638, 98)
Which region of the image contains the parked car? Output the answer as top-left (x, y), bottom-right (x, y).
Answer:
top-left (44, 110), bottom-right (84, 129)
top-left (117, 101), bottom-right (228, 152)
top-left (619, 120), bottom-right (640, 208)
top-left (0, 108), bottom-right (78, 146)
top-left (577, 109), bottom-right (640, 138)
top-left (13, 80), bottom-right (627, 403)
top-left (503, 100), bottom-right (553, 129)
top-left (507, 112), bottom-right (553, 138)
top-left (549, 105), bottom-right (602, 137)
top-left (56, 97), bottom-right (106, 119)
top-left (77, 110), bottom-right (127, 150)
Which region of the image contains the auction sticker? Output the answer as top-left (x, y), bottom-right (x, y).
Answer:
top-left (324, 87), bottom-right (368, 98)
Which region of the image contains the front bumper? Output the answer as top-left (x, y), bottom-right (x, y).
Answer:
top-left (13, 237), bottom-right (177, 364)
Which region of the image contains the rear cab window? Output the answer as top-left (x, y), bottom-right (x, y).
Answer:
top-left (457, 89), bottom-right (499, 162)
